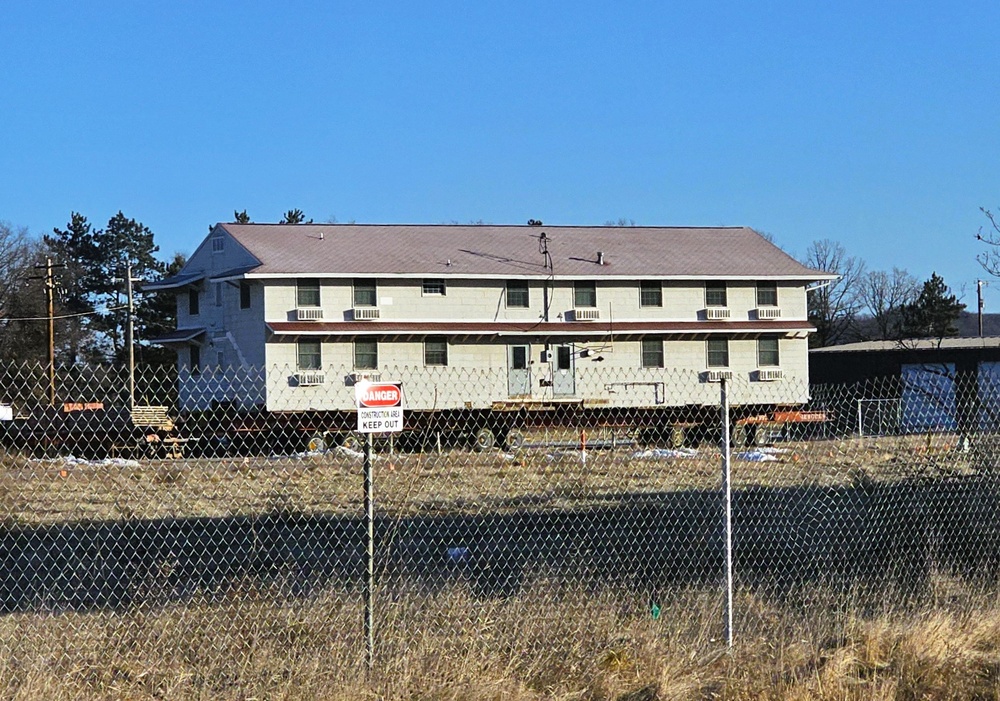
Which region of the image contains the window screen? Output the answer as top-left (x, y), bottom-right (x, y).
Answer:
top-left (574, 281), bottom-right (597, 308)
top-left (707, 338), bottom-right (729, 367)
top-left (706, 282), bottom-right (727, 307)
top-left (297, 279), bottom-right (321, 307)
top-left (354, 339), bottom-right (378, 369)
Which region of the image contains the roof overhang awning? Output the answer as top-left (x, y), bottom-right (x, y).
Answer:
top-left (266, 320), bottom-right (815, 337)
top-left (210, 264), bottom-right (259, 282)
top-left (141, 271), bottom-right (206, 292)
top-left (148, 328), bottom-right (206, 346)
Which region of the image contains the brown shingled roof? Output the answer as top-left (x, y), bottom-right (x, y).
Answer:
top-left (220, 224), bottom-right (831, 280)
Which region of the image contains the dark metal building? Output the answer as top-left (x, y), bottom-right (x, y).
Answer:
top-left (809, 338), bottom-right (1000, 435)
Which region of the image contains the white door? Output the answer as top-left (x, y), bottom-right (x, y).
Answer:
top-left (508, 344), bottom-right (531, 396)
top-left (552, 344), bottom-right (575, 396)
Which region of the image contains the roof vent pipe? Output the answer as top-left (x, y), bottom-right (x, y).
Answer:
top-left (597, 251), bottom-right (605, 265)
top-left (319, 231), bottom-right (324, 240)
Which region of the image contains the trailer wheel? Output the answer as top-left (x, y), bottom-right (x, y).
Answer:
top-left (306, 431), bottom-right (329, 453)
top-left (504, 429), bottom-right (525, 451)
top-left (340, 432), bottom-right (364, 451)
top-left (670, 425), bottom-right (686, 448)
top-left (472, 427), bottom-right (495, 452)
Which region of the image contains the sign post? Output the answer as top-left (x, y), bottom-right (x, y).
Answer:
top-left (355, 382), bottom-right (403, 679)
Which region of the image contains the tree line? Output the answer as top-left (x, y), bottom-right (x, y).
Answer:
top-left (0, 208), bottom-right (990, 364)
top-left (0, 208), bottom-right (318, 367)
top-left (0, 213), bottom-right (183, 367)
top-left (804, 239), bottom-right (969, 348)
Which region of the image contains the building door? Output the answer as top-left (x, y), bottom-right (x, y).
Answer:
top-left (552, 344), bottom-right (575, 396)
top-left (508, 344), bottom-right (531, 396)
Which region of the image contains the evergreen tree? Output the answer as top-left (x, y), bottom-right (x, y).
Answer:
top-left (45, 211), bottom-right (167, 364)
top-left (234, 209), bottom-right (250, 224)
top-left (45, 213), bottom-right (100, 363)
top-left (136, 252), bottom-right (186, 365)
top-left (896, 272), bottom-right (966, 338)
top-left (280, 209), bottom-right (310, 224)
top-left (89, 212), bottom-right (167, 363)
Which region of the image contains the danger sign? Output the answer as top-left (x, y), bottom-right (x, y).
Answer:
top-left (356, 381), bottom-right (404, 433)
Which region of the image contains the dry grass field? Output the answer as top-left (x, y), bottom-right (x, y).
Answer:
top-left (0, 432), bottom-right (996, 699)
top-left (1, 577), bottom-right (999, 700)
top-left (0, 432), bottom-right (978, 524)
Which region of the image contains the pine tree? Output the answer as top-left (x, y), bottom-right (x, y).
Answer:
top-left (280, 209), bottom-right (310, 224)
top-left (45, 212), bottom-right (100, 363)
top-left (136, 252), bottom-right (185, 366)
top-left (45, 211), bottom-right (168, 364)
top-left (896, 272), bottom-right (966, 338)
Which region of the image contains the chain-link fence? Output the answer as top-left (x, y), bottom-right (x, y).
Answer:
top-left (0, 360), bottom-right (999, 697)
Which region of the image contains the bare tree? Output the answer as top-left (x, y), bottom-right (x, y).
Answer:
top-left (803, 239), bottom-right (866, 347)
top-left (860, 267), bottom-right (919, 340)
top-left (0, 221), bottom-right (33, 318)
top-left (977, 207), bottom-right (1000, 276)
top-left (0, 221), bottom-right (47, 362)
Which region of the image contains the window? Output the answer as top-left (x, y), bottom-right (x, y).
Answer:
top-left (297, 279), bottom-right (321, 307)
top-left (556, 345), bottom-right (572, 371)
top-left (511, 345), bottom-right (528, 369)
top-left (707, 338), bottom-right (729, 367)
top-left (506, 280), bottom-right (529, 308)
top-left (641, 337), bottom-right (664, 368)
top-left (574, 281), bottom-right (597, 308)
top-left (706, 282), bottom-right (727, 307)
top-left (188, 289), bottom-right (200, 316)
top-left (240, 281), bottom-right (251, 309)
top-left (354, 339), bottom-right (378, 369)
top-left (189, 345), bottom-right (201, 376)
top-left (424, 337), bottom-right (448, 366)
top-left (212, 235), bottom-right (224, 253)
top-left (756, 282), bottom-right (778, 307)
top-left (214, 282), bottom-right (223, 307)
top-left (758, 337), bottom-right (780, 366)
top-left (297, 340), bottom-right (322, 370)
top-left (422, 279), bottom-right (446, 296)
top-left (640, 281), bottom-right (662, 307)
top-left (353, 279), bottom-right (377, 307)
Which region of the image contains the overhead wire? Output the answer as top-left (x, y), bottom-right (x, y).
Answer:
top-left (0, 305), bottom-right (127, 323)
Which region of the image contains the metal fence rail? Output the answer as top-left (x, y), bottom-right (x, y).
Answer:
top-left (0, 360), bottom-right (998, 696)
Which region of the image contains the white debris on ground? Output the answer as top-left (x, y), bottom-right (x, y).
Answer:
top-left (734, 450), bottom-right (779, 462)
top-left (279, 445), bottom-right (374, 460)
top-left (33, 456), bottom-right (142, 469)
top-left (334, 445), bottom-right (366, 459)
top-left (631, 448), bottom-right (700, 460)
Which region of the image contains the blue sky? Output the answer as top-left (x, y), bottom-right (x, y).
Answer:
top-left (3, 2), bottom-right (1000, 307)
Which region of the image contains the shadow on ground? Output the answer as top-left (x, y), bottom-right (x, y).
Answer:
top-left (0, 473), bottom-right (998, 612)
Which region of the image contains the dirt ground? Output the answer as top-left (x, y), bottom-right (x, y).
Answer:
top-left (0, 431), bottom-right (982, 525)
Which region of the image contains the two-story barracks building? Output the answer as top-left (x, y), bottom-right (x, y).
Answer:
top-left (147, 223), bottom-right (832, 447)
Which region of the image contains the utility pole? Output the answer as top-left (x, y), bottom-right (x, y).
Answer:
top-left (29, 259), bottom-right (64, 407)
top-left (978, 280), bottom-right (987, 337)
top-left (538, 231), bottom-right (552, 322)
top-left (126, 262), bottom-right (136, 410)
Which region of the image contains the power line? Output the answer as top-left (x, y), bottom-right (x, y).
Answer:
top-left (0, 305), bottom-right (126, 323)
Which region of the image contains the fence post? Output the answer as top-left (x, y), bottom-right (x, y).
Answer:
top-left (364, 432), bottom-right (375, 679)
top-left (721, 377), bottom-right (734, 649)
